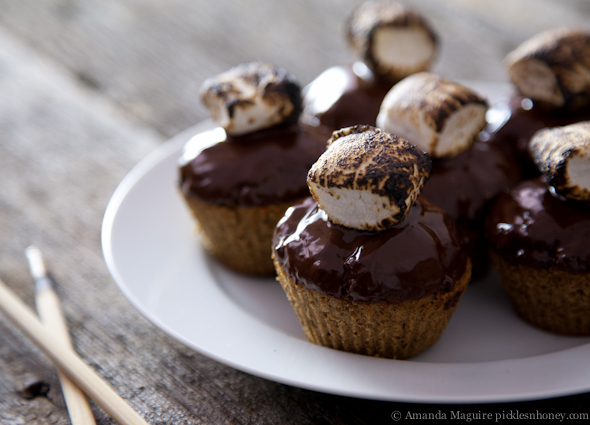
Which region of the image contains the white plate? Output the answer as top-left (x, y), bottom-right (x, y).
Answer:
top-left (102, 82), bottom-right (590, 403)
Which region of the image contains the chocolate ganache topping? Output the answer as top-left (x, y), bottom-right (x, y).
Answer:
top-left (421, 141), bottom-right (522, 226)
top-left (421, 140), bottom-right (521, 277)
top-left (273, 196), bottom-right (468, 303)
top-left (302, 63), bottom-right (393, 130)
top-left (486, 178), bottom-right (590, 273)
top-left (179, 123), bottom-right (330, 207)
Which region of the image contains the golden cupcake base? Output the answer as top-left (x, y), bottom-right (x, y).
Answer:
top-left (183, 195), bottom-right (298, 276)
top-left (491, 251), bottom-right (590, 336)
top-left (274, 256), bottom-right (471, 359)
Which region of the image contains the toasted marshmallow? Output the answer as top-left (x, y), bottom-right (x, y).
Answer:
top-left (376, 72), bottom-right (488, 158)
top-left (200, 62), bottom-right (302, 136)
top-left (307, 125), bottom-right (432, 231)
top-left (345, 1), bottom-right (437, 81)
top-left (506, 28), bottom-right (590, 111)
top-left (529, 121), bottom-right (590, 201)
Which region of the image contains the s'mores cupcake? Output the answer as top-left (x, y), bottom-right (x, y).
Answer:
top-left (377, 72), bottom-right (521, 278)
top-left (487, 122), bottom-right (590, 335)
top-left (273, 126), bottom-right (470, 359)
top-left (179, 63), bottom-right (330, 275)
top-left (302, 1), bottom-right (438, 130)
top-left (487, 28), bottom-right (590, 178)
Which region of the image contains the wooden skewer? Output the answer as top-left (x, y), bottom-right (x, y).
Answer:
top-left (25, 245), bottom-right (97, 425)
top-left (0, 277), bottom-right (149, 425)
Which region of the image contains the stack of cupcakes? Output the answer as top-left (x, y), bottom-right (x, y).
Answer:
top-left (179, 2), bottom-right (590, 358)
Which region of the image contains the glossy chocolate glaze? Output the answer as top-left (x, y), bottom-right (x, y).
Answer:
top-left (301, 62), bottom-right (393, 130)
top-left (273, 197), bottom-right (468, 303)
top-left (179, 123), bottom-right (331, 207)
top-left (486, 96), bottom-right (590, 178)
top-left (486, 178), bottom-right (590, 273)
top-left (422, 141), bottom-right (522, 227)
top-left (421, 141), bottom-right (521, 276)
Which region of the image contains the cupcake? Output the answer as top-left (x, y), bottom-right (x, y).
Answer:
top-left (377, 72), bottom-right (521, 278)
top-left (486, 121), bottom-right (590, 335)
top-left (486, 28), bottom-right (590, 178)
top-left (301, 1), bottom-right (438, 130)
top-left (179, 63), bottom-right (331, 275)
top-left (273, 126), bottom-right (471, 359)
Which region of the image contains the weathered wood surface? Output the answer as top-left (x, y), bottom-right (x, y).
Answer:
top-left (1, 0), bottom-right (590, 423)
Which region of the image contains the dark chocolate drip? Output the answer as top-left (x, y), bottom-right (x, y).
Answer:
top-left (179, 123), bottom-right (331, 206)
top-left (302, 63), bottom-right (393, 131)
top-left (273, 197), bottom-right (468, 303)
top-left (422, 141), bottom-right (521, 226)
top-left (486, 178), bottom-right (590, 273)
top-left (420, 140), bottom-right (522, 277)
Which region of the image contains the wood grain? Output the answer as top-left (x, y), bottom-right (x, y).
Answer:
top-left (35, 285), bottom-right (97, 425)
top-left (1, 0), bottom-right (588, 138)
top-left (1, 1), bottom-right (590, 424)
top-left (0, 279), bottom-right (148, 425)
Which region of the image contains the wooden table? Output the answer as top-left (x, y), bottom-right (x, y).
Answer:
top-left (1, 1), bottom-right (590, 423)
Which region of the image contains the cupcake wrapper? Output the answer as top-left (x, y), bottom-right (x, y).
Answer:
top-left (274, 257), bottom-right (471, 359)
top-left (182, 194), bottom-right (298, 275)
top-left (491, 251), bottom-right (590, 336)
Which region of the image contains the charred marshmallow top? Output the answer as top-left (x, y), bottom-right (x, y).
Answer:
top-left (307, 125), bottom-right (432, 231)
top-left (529, 121), bottom-right (590, 201)
top-left (345, 1), bottom-right (437, 82)
top-left (506, 28), bottom-right (590, 111)
top-left (377, 72), bottom-right (488, 158)
top-left (200, 62), bottom-right (302, 136)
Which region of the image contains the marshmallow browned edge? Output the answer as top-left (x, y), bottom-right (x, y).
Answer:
top-left (307, 125), bottom-right (432, 231)
top-left (506, 28), bottom-right (590, 111)
top-left (529, 121), bottom-right (590, 201)
top-left (345, 1), bottom-right (438, 82)
top-left (376, 72), bottom-right (488, 158)
top-left (200, 62), bottom-right (302, 136)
